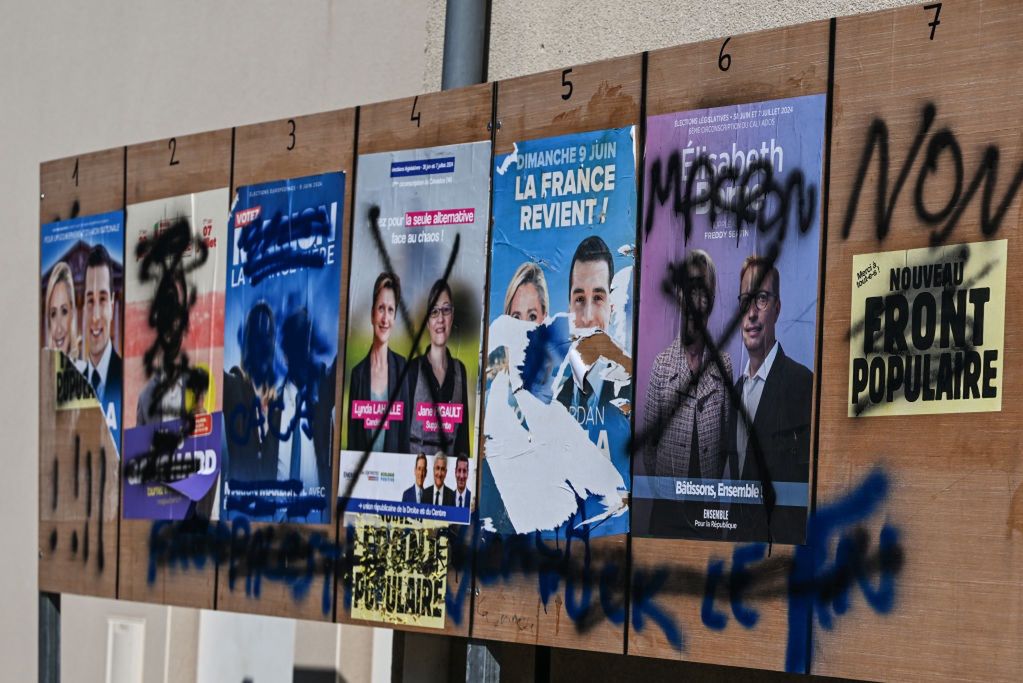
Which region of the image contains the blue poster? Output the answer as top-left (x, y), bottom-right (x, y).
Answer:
top-left (483, 127), bottom-right (637, 539)
top-left (40, 210), bottom-right (125, 454)
top-left (221, 172), bottom-right (344, 524)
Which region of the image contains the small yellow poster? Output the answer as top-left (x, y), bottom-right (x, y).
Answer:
top-left (351, 515), bottom-right (448, 628)
top-left (849, 239), bottom-right (1007, 417)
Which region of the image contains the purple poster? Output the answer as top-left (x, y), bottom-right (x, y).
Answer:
top-left (634, 94), bottom-right (825, 544)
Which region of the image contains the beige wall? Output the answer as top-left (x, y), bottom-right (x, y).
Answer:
top-left (487, 0), bottom-right (916, 80)
top-left (6, 0), bottom-right (921, 680)
top-left (0, 1), bottom-right (444, 681)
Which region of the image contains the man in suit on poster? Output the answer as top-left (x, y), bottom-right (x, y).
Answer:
top-left (402, 452), bottom-right (428, 503)
top-left (454, 454), bottom-right (471, 510)
top-left (83, 245), bottom-right (122, 425)
top-left (423, 451), bottom-right (455, 506)
top-left (724, 255), bottom-right (813, 543)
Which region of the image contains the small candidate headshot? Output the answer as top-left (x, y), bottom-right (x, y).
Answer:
top-left (423, 451), bottom-right (455, 506)
top-left (401, 452), bottom-right (428, 504)
top-left (454, 454), bottom-right (471, 509)
top-left (568, 235), bottom-right (613, 332)
top-left (504, 262), bottom-right (550, 323)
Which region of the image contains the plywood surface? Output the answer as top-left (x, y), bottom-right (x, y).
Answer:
top-left (816, 1), bottom-right (1023, 680)
top-left (358, 83), bottom-right (493, 155)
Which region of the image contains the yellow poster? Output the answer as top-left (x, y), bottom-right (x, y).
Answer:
top-left (350, 515), bottom-right (448, 628)
top-left (849, 239), bottom-right (1007, 417)
top-left (53, 349), bottom-right (101, 411)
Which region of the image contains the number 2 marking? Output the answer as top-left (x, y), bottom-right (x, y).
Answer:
top-left (168, 138), bottom-right (180, 166)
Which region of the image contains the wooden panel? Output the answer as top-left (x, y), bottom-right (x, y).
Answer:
top-left (495, 55), bottom-right (641, 155)
top-left (358, 83), bottom-right (492, 155)
top-left (119, 129), bottom-right (232, 608)
top-left (470, 54), bottom-right (640, 655)
top-left (39, 148), bottom-right (124, 599)
top-left (126, 130), bottom-right (232, 205)
top-left (646, 20), bottom-right (830, 118)
top-left (816, 1), bottom-right (1023, 680)
top-left (38, 351), bottom-right (120, 598)
top-left (213, 109), bottom-right (355, 621)
top-left (629, 21), bottom-right (829, 670)
top-left (40, 147), bottom-right (124, 224)
top-left (337, 87), bottom-right (491, 637)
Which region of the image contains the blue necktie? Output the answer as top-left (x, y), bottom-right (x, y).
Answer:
top-left (289, 419), bottom-right (302, 483)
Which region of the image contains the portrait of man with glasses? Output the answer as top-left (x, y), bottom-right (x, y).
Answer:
top-left (722, 254), bottom-right (813, 543)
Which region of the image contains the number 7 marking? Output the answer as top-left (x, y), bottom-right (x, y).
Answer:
top-left (924, 3), bottom-right (941, 40)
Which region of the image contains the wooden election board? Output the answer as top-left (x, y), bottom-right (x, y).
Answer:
top-left (629, 21), bottom-right (831, 671)
top-left (39, 147), bottom-right (125, 599)
top-left (215, 108), bottom-right (356, 622)
top-left (36, 3), bottom-right (1023, 679)
top-left (336, 83), bottom-right (492, 637)
top-left (472, 55), bottom-right (642, 655)
top-left (816, 1), bottom-right (1023, 680)
top-left (118, 130), bottom-right (232, 609)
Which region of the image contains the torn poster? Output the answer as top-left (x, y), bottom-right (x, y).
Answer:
top-left (339, 141), bottom-right (490, 526)
top-left (41, 210), bottom-right (125, 453)
top-left (350, 515), bottom-right (449, 628)
top-left (221, 172), bottom-right (344, 524)
top-left (122, 190), bottom-right (228, 519)
top-left (634, 94), bottom-right (825, 544)
top-left (482, 127), bottom-right (637, 538)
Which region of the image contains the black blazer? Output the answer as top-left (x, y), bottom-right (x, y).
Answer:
top-left (346, 349), bottom-right (411, 453)
top-left (726, 344), bottom-right (812, 484)
top-left (423, 484), bottom-right (455, 506)
top-left (724, 344), bottom-right (812, 544)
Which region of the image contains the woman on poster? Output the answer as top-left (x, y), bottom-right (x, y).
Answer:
top-left (44, 261), bottom-right (81, 360)
top-left (642, 249), bottom-right (733, 537)
top-left (406, 279), bottom-right (470, 458)
top-left (347, 272), bottom-right (410, 453)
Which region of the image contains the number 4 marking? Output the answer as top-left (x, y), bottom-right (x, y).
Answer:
top-left (924, 3), bottom-right (941, 40)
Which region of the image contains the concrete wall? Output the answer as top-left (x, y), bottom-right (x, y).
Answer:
top-left (6, 0), bottom-right (919, 680)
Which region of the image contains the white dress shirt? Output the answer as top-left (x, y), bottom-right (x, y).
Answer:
top-left (733, 340), bottom-right (780, 478)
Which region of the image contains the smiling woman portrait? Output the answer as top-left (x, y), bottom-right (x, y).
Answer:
top-left (406, 278), bottom-right (470, 457)
top-left (347, 271), bottom-right (410, 453)
top-left (44, 260), bottom-right (80, 360)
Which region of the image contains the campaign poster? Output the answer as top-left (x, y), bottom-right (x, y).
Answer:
top-left (849, 239), bottom-right (1006, 417)
top-left (40, 211), bottom-right (125, 451)
top-left (634, 95), bottom-right (825, 544)
top-left (121, 190), bottom-right (228, 519)
top-left (338, 141), bottom-right (490, 527)
top-left (482, 127), bottom-right (636, 539)
top-left (221, 172), bottom-right (344, 524)
top-left (350, 516), bottom-right (448, 628)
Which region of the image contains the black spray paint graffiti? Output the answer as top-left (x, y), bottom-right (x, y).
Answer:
top-left (48, 435), bottom-right (107, 573)
top-left (123, 218), bottom-right (210, 487)
top-left (842, 102), bottom-right (1023, 245)
top-left (842, 103), bottom-right (1017, 415)
top-left (335, 205), bottom-right (461, 510)
top-left (638, 150), bottom-right (819, 544)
